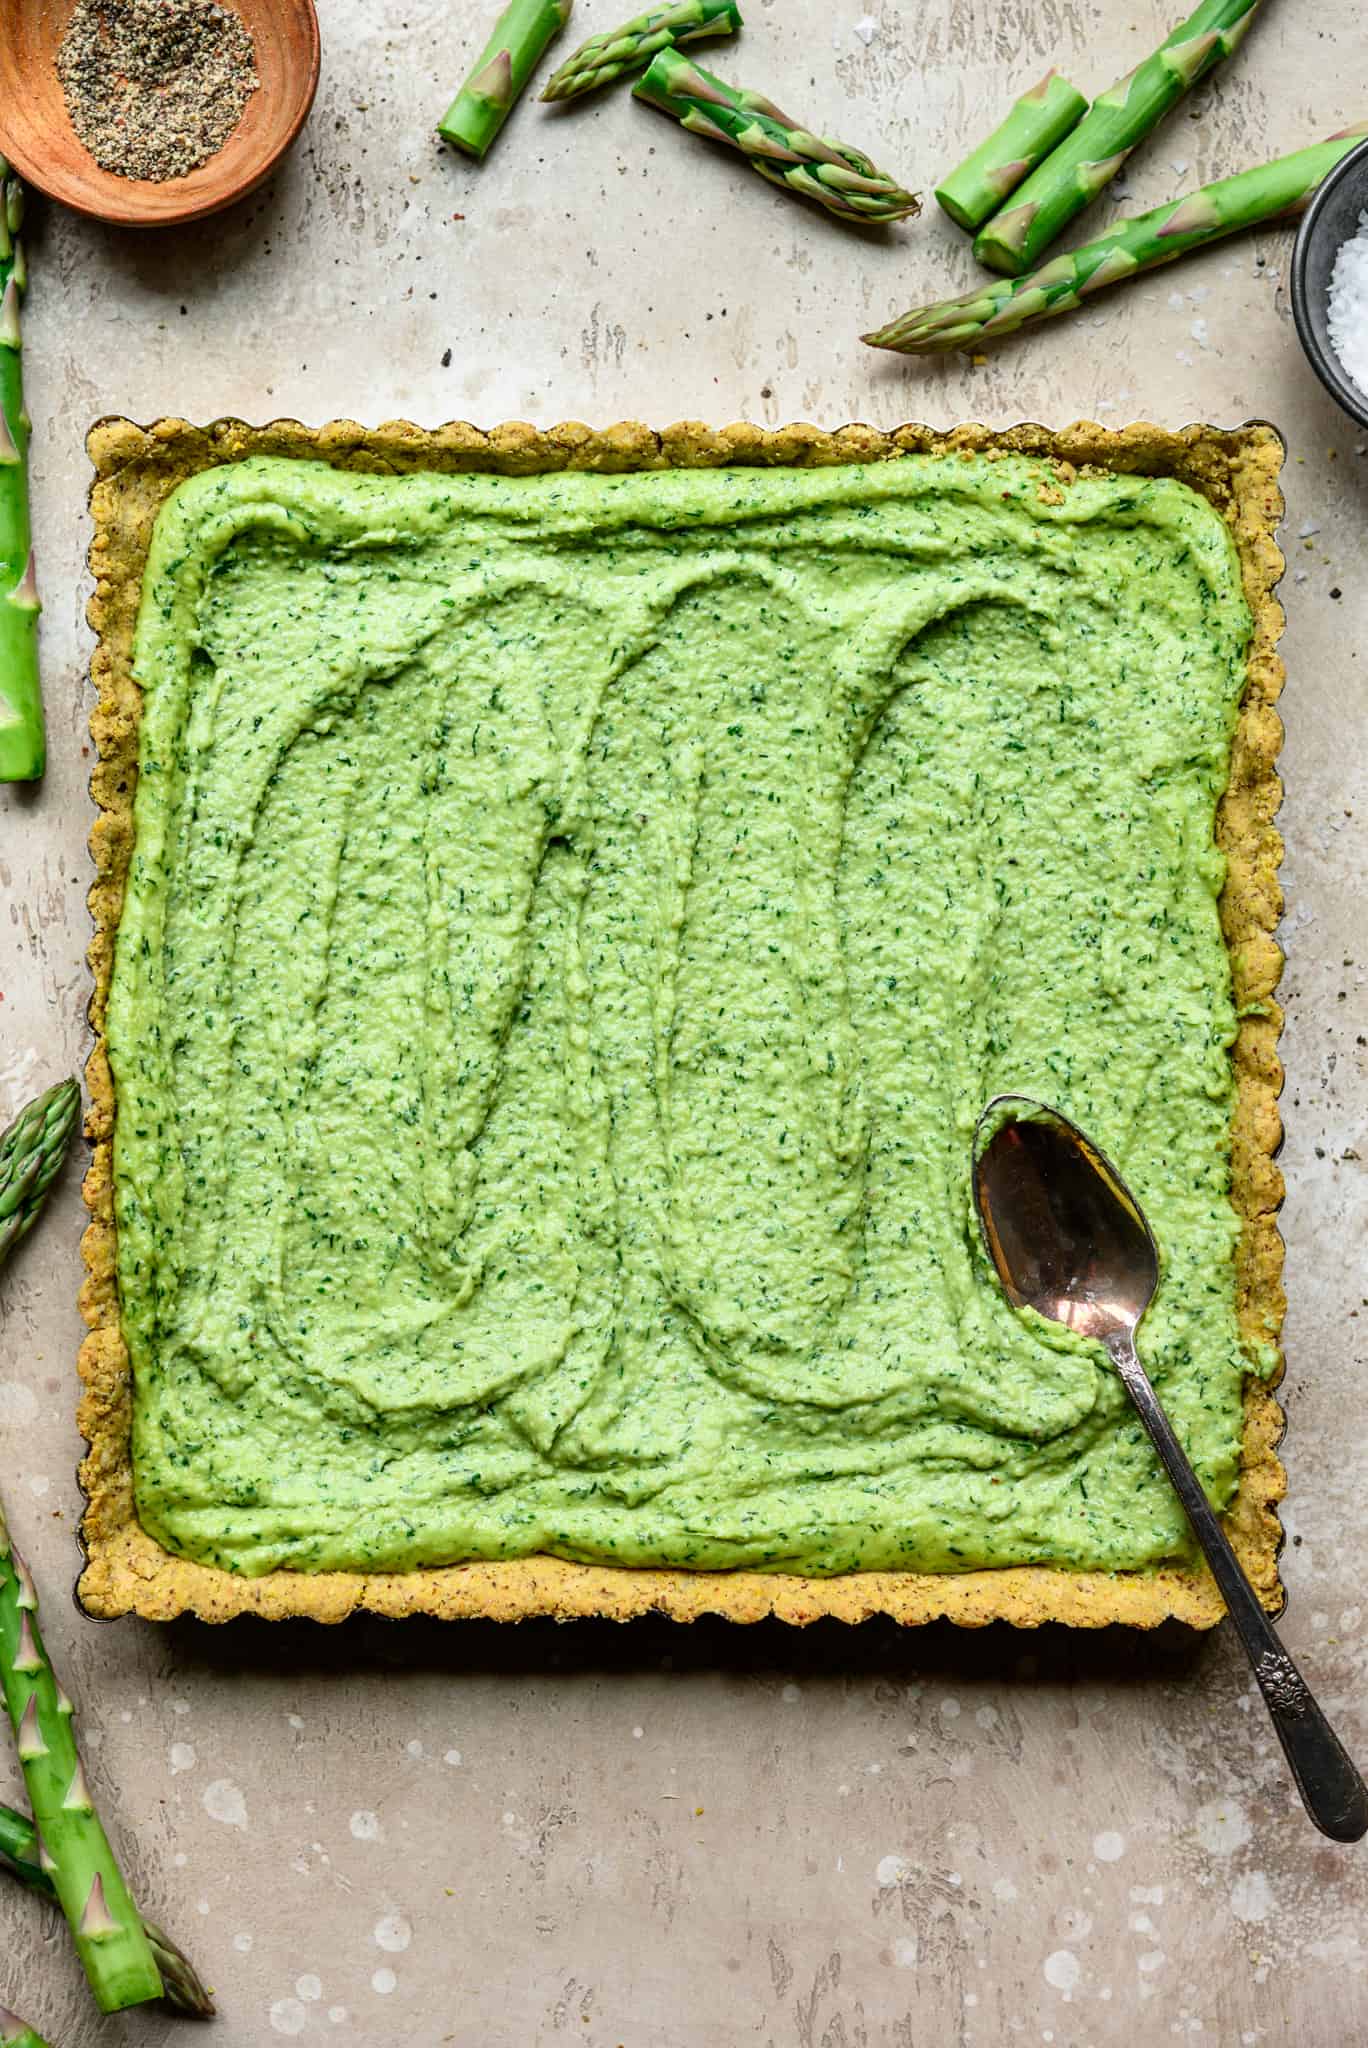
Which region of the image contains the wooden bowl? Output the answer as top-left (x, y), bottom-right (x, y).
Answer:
top-left (0, 0), bottom-right (320, 228)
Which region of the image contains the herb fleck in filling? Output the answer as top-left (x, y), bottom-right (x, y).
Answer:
top-left (110, 453), bottom-right (1261, 1578)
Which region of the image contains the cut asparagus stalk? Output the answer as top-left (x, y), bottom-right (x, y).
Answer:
top-left (0, 1079), bottom-right (79, 1265)
top-left (542, 0), bottom-right (741, 101)
top-left (633, 50), bottom-right (920, 223)
top-left (974, 0), bottom-right (1262, 276)
top-left (0, 2005), bottom-right (52, 2048)
top-left (934, 70), bottom-right (1088, 233)
top-left (0, 163), bottom-right (42, 783)
top-left (0, 1506), bottom-right (164, 2010)
top-left (439, 0), bottom-right (573, 158)
top-left (0, 1803), bottom-right (215, 2020)
top-left (864, 124), bottom-right (1368, 353)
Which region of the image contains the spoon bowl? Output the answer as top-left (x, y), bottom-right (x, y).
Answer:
top-left (974, 1095), bottom-right (1157, 1346)
top-left (0, 0), bottom-right (320, 229)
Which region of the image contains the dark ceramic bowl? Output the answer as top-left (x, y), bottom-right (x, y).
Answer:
top-left (1290, 134), bottom-right (1368, 431)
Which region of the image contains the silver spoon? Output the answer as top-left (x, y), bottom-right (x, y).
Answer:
top-left (973, 1093), bottom-right (1368, 1844)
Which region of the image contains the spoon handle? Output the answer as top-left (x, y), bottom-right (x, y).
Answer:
top-left (1107, 1334), bottom-right (1368, 1843)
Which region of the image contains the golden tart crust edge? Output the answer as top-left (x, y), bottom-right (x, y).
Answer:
top-left (77, 415), bottom-right (1287, 1627)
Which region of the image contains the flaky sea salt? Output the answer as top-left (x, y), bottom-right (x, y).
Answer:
top-left (1327, 209), bottom-right (1368, 400)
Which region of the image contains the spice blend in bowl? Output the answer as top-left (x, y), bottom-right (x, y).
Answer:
top-left (57, 0), bottom-right (259, 184)
top-left (0, 0), bottom-right (317, 228)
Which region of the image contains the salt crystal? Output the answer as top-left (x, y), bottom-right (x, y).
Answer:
top-left (853, 14), bottom-right (876, 43)
top-left (1297, 519), bottom-right (1320, 537)
top-left (1328, 210), bottom-right (1368, 401)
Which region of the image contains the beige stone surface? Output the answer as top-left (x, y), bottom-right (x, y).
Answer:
top-left (0, 0), bottom-right (1365, 2041)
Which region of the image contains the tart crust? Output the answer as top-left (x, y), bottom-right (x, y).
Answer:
top-left (78, 415), bottom-right (1287, 1626)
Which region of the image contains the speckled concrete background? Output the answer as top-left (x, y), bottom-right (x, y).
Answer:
top-left (2, 1), bottom-right (1366, 2042)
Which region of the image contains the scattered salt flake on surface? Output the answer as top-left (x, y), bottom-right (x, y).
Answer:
top-left (287, 1714), bottom-right (304, 1730)
top-left (233, 1933), bottom-right (253, 1954)
top-left (1230, 1871), bottom-right (1274, 1924)
top-left (940, 1697), bottom-right (961, 1719)
top-left (329, 2010), bottom-right (348, 2026)
top-left (1130, 1885), bottom-right (1164, 1905)
top-left (297, 1976), bottom-right (323, 2002)
top-left (371, 1969), bottom-right (398, 1996)
top-left (632, 1724), bottom-right (644, 1738)
top-left (0, 1384), bottom-right (37, 1425)
top-left (1190, 318), bottom-right (1209, 349)
top-left (876, 1854), bottom-right (910, 1887)
top-left (1168, 291), bottom-right (1185, 311)
top-left (172, 1699), bottom-right (191, 1717)
top-left (169, 1742), bottom-right (196, 1775)
top-left (1195, 1796), bottom-right (1251, 1857)
top-left (1294, 569), bottom-right (1309, 583)
top-left (1093, 1830), bottom-right (1125, 1863)
top-left (1044, 1950), bottom-right (1081, 1994)
top-left (1139, 1950), bottom-right (1166, 1974)
top-left (853, 14), bottom-right (877, 43)
top-left (350, 1811), bottom-right (382, 1841)
top-left (405, 1740), bottom-right (423, 1759)
top-left (203, 1780), bottom-right (247, 1829)
top-left (1170, 158), bottom-right (1189, 175)
top-left (1175, 349), bottom-right (1195, 367)
top-left (27, 1475), bottom-right (49, 1498)
top-left (374, 1914), bottom-right (412, 1955)
top-left (992, 1876), bottom-right (1018, 1901)
top-left (269, 1999), bottom-right (307, 2037)
top-left (196, 1899), bottom-right (209, 1916)
top-left (893, 1936), bottom-right (919, 1968)
top-left (1298, 520), bottom-right (1321, 537)
top-left (444, 1749), bottom-right (462, 1767)
top-left (781, 1683), bottom-right (801, 1704)
top-left (1328, 209), bottom-right (1368, 400)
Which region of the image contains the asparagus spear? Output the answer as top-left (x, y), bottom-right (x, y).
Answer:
top-left (0, 1084), bottom-right (162, 2012)
top-left (542, 0), bottom-right (740, 101)
top-left (865, 125), bottom-right (1368, 354)
top-left (633, 50), bottom-right (920, 223)
top-left (935, 71), bottom-right (1088, 233)
top-left (974, 0), bottom-right (1262, 276)
top-left (0, 2006), bottom-right (52, 2048)
top-left (0, 163), bottom-right (42, 784)
top-left (0, 1505), bottom-right (164, 2011)
top-left (438, 0), bottom-right (573, 158)
top-left (0, 1803), bottom-right (215, 2020)
top-left (0, 1080), bottom-right (79, 1265)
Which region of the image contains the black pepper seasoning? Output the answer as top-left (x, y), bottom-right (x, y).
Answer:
top-left (57, 0), bottom-right (259, 184)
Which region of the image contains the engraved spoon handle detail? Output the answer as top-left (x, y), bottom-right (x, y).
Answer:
top-left (1107, 1332), bottom-right (1368, 1844)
